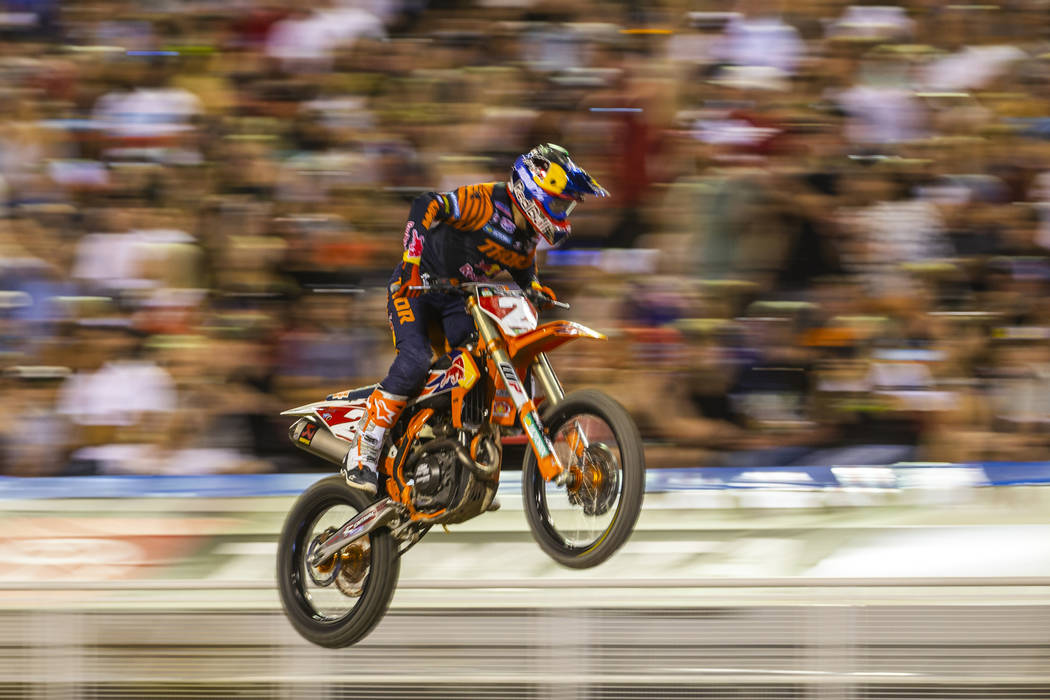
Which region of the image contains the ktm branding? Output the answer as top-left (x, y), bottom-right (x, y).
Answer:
top-left (478, 239), bottom-right (531, 269)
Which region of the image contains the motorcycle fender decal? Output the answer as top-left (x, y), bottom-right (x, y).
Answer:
top-left (331, 423), bottom-right (359, 442)
top-left (497, 361), bottom-right (529, 407)
top-left (419, 350), bottom-right (480, 398)
top-left (281, 400), bottom-right (346, 417)
top-left (519, 399), bottom-right (563, 481)
top-left (491, 393), bottom-right (515, 425)
top-left (281, 399), bottom-right (369, 421)
top-left (458, 351), bottom-right (480, 389)
top-left (316, 404), bottom-right (365, 428)
top-left (451, 385), bottom-right (467, 429)
top-left (479, 292), bottom-right (539, 337)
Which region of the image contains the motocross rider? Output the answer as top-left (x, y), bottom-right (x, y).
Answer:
top-left (343, 143), bottom-right (608, 495)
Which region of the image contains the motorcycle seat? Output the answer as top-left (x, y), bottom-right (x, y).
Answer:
top-left (325, 384), bottom-right (378, 402)
top-left (324, 350), bottom-right (468, 403)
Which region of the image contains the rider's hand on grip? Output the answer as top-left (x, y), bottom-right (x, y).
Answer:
top-left (390, 258), bottom-right (423, 299)
top-left (527, 280), bottom-right (557, 308)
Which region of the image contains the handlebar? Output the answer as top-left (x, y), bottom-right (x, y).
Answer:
top-left (407, 280), bottom-right (570, 309)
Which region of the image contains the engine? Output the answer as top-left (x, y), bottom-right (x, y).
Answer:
top-left (404, 431), bottom-right (501, 520)
top-left (410, 447), bottom-right (460, 512)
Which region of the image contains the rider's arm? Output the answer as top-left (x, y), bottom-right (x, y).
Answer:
top-left (400, 191), bottom-right (453, 265)
top-left (510, 259), bottom-right (557, 304)
top-left (401, 185), bottom-right (494, 262)
top-left (509, 257), bottom-right (539, 290)
top-left (392, 191), bottom-right (457, 298)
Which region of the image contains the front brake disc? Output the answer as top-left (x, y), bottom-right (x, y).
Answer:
top-left (573, 443), bottom-right (620, 517)
top-left (306, 528), bottom-right (341, 586)
top-left (334, 538), bottom-right (371, 597)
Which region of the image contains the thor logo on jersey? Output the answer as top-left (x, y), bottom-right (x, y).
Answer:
top-left (478, 239), bottom-right (532, 269)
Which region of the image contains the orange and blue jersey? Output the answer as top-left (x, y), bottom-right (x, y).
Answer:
top-left (399, 182), bottom-right (539, 289)
top-left (379, 182), bottom-right (540, 396)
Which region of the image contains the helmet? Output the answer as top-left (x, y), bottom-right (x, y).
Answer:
top-left (508, 143), bottom-right (608, 246)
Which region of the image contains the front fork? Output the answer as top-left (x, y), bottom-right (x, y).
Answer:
top-left (468, 298), bottom-right (568, 483)
top-left (532, 353), bottom-right (588, 463)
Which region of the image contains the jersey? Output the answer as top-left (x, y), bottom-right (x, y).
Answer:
top-left (399, 182), bottom-right (539, 289)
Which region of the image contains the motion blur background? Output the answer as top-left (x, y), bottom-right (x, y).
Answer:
top-left (7, 0), bottom-right (1050, 475)
top-left (3, 0), bottom-right (1050, 698)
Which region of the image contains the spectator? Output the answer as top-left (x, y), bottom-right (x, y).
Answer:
top-left (2, 0), bottom-right (1050, 475)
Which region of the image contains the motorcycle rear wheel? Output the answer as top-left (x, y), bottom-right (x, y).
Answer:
top-left (277, 476), bottom-right (400, 648)
top-left (522, 389), bottom-right (646, 569)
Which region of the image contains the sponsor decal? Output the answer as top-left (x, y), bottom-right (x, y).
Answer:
top-left (489, 208), bottom-right (518, 235)
top-left (404, 227), bottom-right (424, 259)
top-left (460, 263), bottom-right (481, 281)
top-left (497, 361), bottom-right (528, 404)
top-left (459, 263), bottom-right (480, 282)
top-left (342, 509), bottom-right (378, 538)
top-left (443, 361), bottom-right (465, 387)
top-left (522, 411), bottom-right (550, 458)
top-left (459, 261), bottom-right (500, 282)
top-left (533, 160), bottom-right (568, 194)
top-left (422, 351), bottom-right (475, 394)
top-left (492, 398), bottom-right (513, 418)
top-left (478, 238), bottom-right (532, 269)
top-left (482, 221), bottom-right (513, 246)
top-left (298, 422), bottom-right (318, 445)
top-left (511, 178), bottom-right (556, 238)
top-left (393, 296), bottom-right (415, 324)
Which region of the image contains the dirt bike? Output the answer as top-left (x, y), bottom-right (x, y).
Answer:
top-left (276, 281), bottom-right (645, 648)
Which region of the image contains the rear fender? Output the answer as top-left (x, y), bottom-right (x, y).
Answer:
top-left (281, 400), bottom-right (367, 442)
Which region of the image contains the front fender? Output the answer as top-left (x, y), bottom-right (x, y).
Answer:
top-left (506, 320), bottom-right (606, 366)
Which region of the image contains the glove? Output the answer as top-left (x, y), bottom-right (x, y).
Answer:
top-left (526, 280), bottom-right (557, 308)
top-left (390, 257), bottom-right (424, 299)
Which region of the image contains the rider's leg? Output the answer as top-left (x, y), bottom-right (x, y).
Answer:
top-left (344, 291), bottom-right (433, 494)
top-left (342, 388), bottom-right (407, 494)
top-left (439, 293), bottom-right (476, 348)
top-left (437, 294), bottom-right (499, 511)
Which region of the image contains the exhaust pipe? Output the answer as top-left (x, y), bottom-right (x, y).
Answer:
top-left (289, 417), bottom-right (350, 466)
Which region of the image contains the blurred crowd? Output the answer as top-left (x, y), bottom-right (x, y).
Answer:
top-left (5, 0), bottom-right (1050, 475)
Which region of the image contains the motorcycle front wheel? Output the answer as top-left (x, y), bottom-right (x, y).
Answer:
top-left (522, 389), bottom-right (646, 569)
top-left (276, 475), bottom-right (400, 648)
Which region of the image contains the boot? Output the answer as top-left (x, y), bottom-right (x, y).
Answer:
top-left (342, 388), bottom-right (407, 495)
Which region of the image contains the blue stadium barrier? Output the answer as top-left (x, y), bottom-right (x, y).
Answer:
top-left (1, 462), bottom-right (1049, 499)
